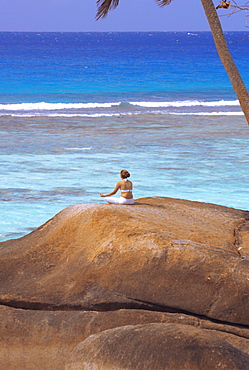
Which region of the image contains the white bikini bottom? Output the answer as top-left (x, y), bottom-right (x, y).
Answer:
top-left (104, 196), bottom-right (135, 205)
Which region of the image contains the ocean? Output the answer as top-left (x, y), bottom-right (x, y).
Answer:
top-left (0, 31), bottom-right (249, 241)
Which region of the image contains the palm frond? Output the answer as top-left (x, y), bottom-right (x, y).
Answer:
top-left (96, 0), bottom-right (120, 20)
top-left (155, 0), bottom-right (174, 7)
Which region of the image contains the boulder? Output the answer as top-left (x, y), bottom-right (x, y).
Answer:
top-left (66, 323), bottom-right (249, 370)
top-left (0, 197), bottom-right (248, 369)
top-left (1, 306), bottom-right (248, 370)
top-left (0, 197), bottom-right (248, 324)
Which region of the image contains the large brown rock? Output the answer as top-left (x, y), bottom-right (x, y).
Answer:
top-left (1, 306), bottom-right (249, 370)
top-left (0, 197), bottom-right (249, 369)
top-left (66, 323), bottom-right (249, 370)
top-left (0, 197), bottom-right (248, 324)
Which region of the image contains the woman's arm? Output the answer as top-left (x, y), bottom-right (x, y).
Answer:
top-left (100, 182), bottom-right (121, 197)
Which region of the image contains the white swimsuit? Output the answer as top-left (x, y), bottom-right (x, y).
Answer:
top-left (105, 196), bottom-right (135, 205)
top-left (105, 179), bottom-right (134, 205)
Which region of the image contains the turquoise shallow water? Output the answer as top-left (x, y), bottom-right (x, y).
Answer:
top-left (0, 32), bottom-right (249, 241)
top-left (1, 113), bottom-right (248, 241)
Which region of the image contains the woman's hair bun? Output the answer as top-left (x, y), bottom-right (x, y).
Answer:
top-left (120, 169), bottom-right (130, 178)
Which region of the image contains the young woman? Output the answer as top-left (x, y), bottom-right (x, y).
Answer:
top-left (100, 169), bottom-right (135, 205)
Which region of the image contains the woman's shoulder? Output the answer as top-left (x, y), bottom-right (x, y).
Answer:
top-left (118, 179), bottom-right (132, 185)
top-left (121, 179), bottom-right (132, 184)
top-left (121, 179), bottom-right (132, 187)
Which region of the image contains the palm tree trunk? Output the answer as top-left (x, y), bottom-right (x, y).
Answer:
top-left (200, 0), bottom-right (249, 124)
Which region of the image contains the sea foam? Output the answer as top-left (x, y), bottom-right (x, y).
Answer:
top-left (129, 100), bottom-right (239, 108)
top-left (0, 100), bottom-right (239, 112)
top-left (0, 102), bottom-right (121, 111)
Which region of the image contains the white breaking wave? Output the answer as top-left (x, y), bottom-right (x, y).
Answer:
top-left (1, 111), bottom-right (243, 118)
top-left (130, 100), bottom-right (239, 108)
top-left (0, 99), bottom-right (239, 111)
top-left (171, 111), bottom-right (244, 116)
top-left (0, 102), bottom-right (121, 111)
top-left (0, 99), bottom-right (242, 118)
top-left (0, 113), bottom-right (134, 118)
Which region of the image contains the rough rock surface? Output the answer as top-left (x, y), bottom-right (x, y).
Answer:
top-left (0, 197), bottom-right (249, 369)
top-left (66, 323), bottom-right (249, 370)
top-left (2, 306), bottom-right (248, 370)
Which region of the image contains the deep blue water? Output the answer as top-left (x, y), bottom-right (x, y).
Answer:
top-left (0, 31), bottom-right (248, 102)
top-left (0, 32), bottom-right (249, 241)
